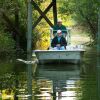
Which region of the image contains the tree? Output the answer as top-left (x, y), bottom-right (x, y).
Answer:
top-left (0, 0), bottom-right (27, 51)
top-left (59, 0), bottom-right (99, 39)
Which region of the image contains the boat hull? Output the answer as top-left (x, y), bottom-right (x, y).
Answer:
top-left (33, 50), bottom-right (84, 64)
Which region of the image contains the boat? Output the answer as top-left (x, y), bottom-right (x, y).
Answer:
top-left (33, 45), bottom-right (85, 64)
top-left (33, 28), bottom-right (85, 64)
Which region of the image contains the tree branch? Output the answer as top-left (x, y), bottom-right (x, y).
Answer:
top-left (0, 11), bottom-right (20, 35)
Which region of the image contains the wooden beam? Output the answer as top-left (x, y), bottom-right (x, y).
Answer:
top-left (31, 0), bottom-right (53, 27)
top-left (52, 0), bottom-right (57, 25)
top-left (27, 1), bottom-right (33, 99)
top-left (32, 2), bottom-right (53, 29)
top-left (97, 7), bottom-right (100, 52)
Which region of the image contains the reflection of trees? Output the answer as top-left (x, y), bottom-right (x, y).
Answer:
top-left (0, 73), bottom-right (15, 89)
top-left (0, 62), bottom-right (15, 91)
top-left (0, 73), bottom-right (16, 99)
top-left (33, 79), bottom-right (53, 100)
top-left (74, 47), bottom-right (98, 100)
top-left (79, 64), bottom-right (97, 100)
top-left (0, 62), bottom-right (27, 99)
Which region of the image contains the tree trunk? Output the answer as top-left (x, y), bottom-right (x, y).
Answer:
top-left (15, 8), bottom-right (20, 50)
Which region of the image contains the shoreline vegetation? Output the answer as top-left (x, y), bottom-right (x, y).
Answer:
top-left (0, 0), bottom-right (98, 60)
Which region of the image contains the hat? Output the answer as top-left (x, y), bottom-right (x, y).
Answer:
top-left (57, 19), bottom-right (62, 22)
top-left (57, 30), bottom-right (62, 33)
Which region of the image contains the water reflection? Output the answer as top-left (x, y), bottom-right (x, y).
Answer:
top-left (34, 57), bottom-right (97, 100)
top-left (0, 61), bottom-right (27, 100)
top-left (96, 55), bottom-right (100, 100)
top-left (97, 67), bottom-right (100, 100)
top-left (34, 64), bottom-right (80, 100)
top-left (0, 47), bottom-right (99, 100)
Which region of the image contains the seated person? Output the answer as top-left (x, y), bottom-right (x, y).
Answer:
top-left (51, 30), bottom-right (67, 50)
top-left (53, 19), bottom-right (67, 37)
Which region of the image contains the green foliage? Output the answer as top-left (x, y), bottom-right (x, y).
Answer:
top-left (0, 0), bottom-right (99, 53)
top-left (0, 30), bottom-right (15, 59)
top-left (0, 0), bottom-right (49, 51)
top-left (0, 34), bottom-right (14, 52)
top-left (0, 0), bottom-right (27, 51)
top-left (58, 0), bottom-right (99, 39)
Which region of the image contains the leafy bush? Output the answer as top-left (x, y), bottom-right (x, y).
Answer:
top-left (0, 31), bottom-right (15, 59)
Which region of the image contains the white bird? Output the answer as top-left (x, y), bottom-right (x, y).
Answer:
top-left (16, 59), bottom-right (38, 64)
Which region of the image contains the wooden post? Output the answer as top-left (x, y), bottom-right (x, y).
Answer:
top-left (97, 6), bottom-right (100, 100)
top-left (97, 7), bottom-right (100, 53)
top-left (52, 0), bottom-right (57, 25)
top-left (27, 0), bottom-right (32, 100)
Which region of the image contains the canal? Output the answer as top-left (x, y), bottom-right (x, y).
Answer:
top-left (0, 46), bottom-right (99, 100)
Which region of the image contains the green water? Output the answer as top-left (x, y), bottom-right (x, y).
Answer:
top-left (0, 47), bottom-right (99, 100)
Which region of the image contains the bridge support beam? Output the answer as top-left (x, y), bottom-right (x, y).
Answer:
top-left (31, 0), bottom-right (57, 29)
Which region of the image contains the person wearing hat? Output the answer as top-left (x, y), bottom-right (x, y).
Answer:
top-left (51, 30), bottom-right (67, 50)
top-left (53, 19), bottom-right (67, 37)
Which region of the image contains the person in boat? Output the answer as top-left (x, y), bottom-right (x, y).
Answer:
top-left (51, 30), bottom-right (67, 50)
top-left (53, 19), bottom-right (67, 37)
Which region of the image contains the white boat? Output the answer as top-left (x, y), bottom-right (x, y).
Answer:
top-left (33, 45), bottom-right (85, 64)
top-left (33, 28), bottom-right (85, 64)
